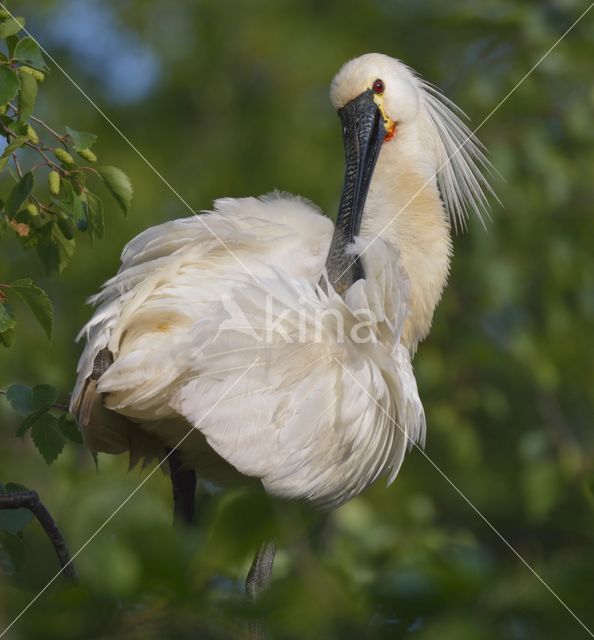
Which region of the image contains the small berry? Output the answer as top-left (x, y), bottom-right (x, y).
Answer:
top-left (49, 170), bottom-right (60, 195)
top-left (25, 202), bottom-right (39, 216)
top-left (26, 124), bottom-right (39, 144)
top-left (57, 214), bottom-right (75, 240)
top-left (77, 148), bottom-right (97, 163)
top-left (20, 66), bottom-right (44, 82)
top-left (54, 147), bottom-right (75, 165)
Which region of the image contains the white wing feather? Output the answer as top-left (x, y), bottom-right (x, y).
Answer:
top-left (71, 193), bottom-right (425, 507)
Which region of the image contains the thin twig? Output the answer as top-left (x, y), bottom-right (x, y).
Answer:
top-left (30, 115), bottom-right (67, 145)
top-left (12, 153), bottom-right (23, 178)
top-left (23, 141), bottom-right (63, 173)
top-left (0, 490), bottom-right (76, 580)
top-left (51, 403), bottom-right (70, 412)
top-left (0, 120), bottom-right (63, 174)
top-left (6, 104), bottom-right (66, 145)
top-left (77, 165), bottom-right (101, 179)
top-left (0, 121), bottom-right (15, 139)
top-left (30, 192), bottom-right (53, 214)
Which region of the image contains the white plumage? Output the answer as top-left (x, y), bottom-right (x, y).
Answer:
top-left (71, 54), bottom-right (492, 508)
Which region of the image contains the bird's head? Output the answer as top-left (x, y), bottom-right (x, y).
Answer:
top-left (329, 52), bottom-right (493, 237)
top-left (326, 53), bottom-right (494, 348)
top-left (330, 53), bottom-right (421, 145)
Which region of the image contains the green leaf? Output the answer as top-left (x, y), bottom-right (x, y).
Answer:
top-left (8, 278), bottom-right (53, 339)
top-left (4, 482), bottom-right (29, 493)
top-left (0, 16), bottom-right (25, 38)
top-left (0, 484), bottom-right (34, 534)
top-left (17, 68), bottom-right (38, 122)
top-left (0, 135), bottom-right (29, 158)
top-left (6, 119), bottom-right (28, 136)
top-left (5, 35), bottom-right (19, 58)
top-left (65, 126), bottom-right (97, 151)
top-left (36, 221), bottom-right (76, 276)
top-left (31, 384), bottom-right (58, 410)
top-left (4, 171), bottom-right (34, 217)
top-left (15, 406), bottom-right (48, 437)
top-left (56, 212), bottom-right (75, 240)
top-left (58, 413), bottom-right (82, 444)
top-left (86, 192), bottom-right (104, 239)
top-left (52, 178), bottom-right (84, 222)
top-left (4, 483), bottom-right (29, 493)
top-left (0, 65), bottom-right (19, 105)
top-left (31, 412), bottom-right (66, 464)
top-left (0, 532), bottom-right (25, 575)
top-left (0, 327), bottom-right (15, 347)
top-left (5, 384), bottom-right (32, 416)
top-left (0, 510), bottom-right (33, 535)
top-left (0, 301), bottom-right (16, 332)
top-left (97, 166), bottom-right (133, 215)
top-left (13, 36), bottom-right (45, 70)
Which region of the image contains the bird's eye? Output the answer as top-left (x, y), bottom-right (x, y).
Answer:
top-left (372, 79), bottom-right (385, 95)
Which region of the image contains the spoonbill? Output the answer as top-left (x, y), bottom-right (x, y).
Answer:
top-left (71, 53), bottom-right (492, 597)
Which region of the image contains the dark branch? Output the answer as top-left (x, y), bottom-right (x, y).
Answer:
top-left (0, 490), bottom-right (76, 581)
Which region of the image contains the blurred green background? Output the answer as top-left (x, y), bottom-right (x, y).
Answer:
top-left (1, 0), bottom-right (594, 638)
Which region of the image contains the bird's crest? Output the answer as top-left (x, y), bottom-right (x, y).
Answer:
top-left (418, 79), bottom-right (497, 232)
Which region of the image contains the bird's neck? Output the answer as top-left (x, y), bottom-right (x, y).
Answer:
top-left (360, 127), bottom-right (452, 352)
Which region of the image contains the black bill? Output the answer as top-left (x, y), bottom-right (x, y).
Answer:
top-left (324, 89), bottom-right (385, 294)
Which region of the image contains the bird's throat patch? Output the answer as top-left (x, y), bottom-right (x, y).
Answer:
top-left (373, 95), bottom-right (396, 141)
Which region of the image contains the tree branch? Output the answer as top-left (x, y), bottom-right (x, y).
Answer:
top-left (0, 490), bottom-right (76, 580)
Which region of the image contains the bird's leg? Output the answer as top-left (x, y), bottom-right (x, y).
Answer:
top-left (246, 540), bottom-right (277, 601)
top-left (246, 540), bottom-right (277, 640)
top-left (167, 448), bottom-right (197, 525)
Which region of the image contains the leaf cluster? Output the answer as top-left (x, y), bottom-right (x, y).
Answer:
top-left (0, 277), bottom-right (52, 346)
top-left (3, 383), bottom-right (83, 464)
top-left (0, 12), bottom-right (132, 344)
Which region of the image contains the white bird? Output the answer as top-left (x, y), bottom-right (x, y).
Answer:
top-left (71, 52), bottom-right (492, 554)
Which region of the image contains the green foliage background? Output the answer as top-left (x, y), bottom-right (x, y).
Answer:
top-left (1, 0), bottom-right (594, 638)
